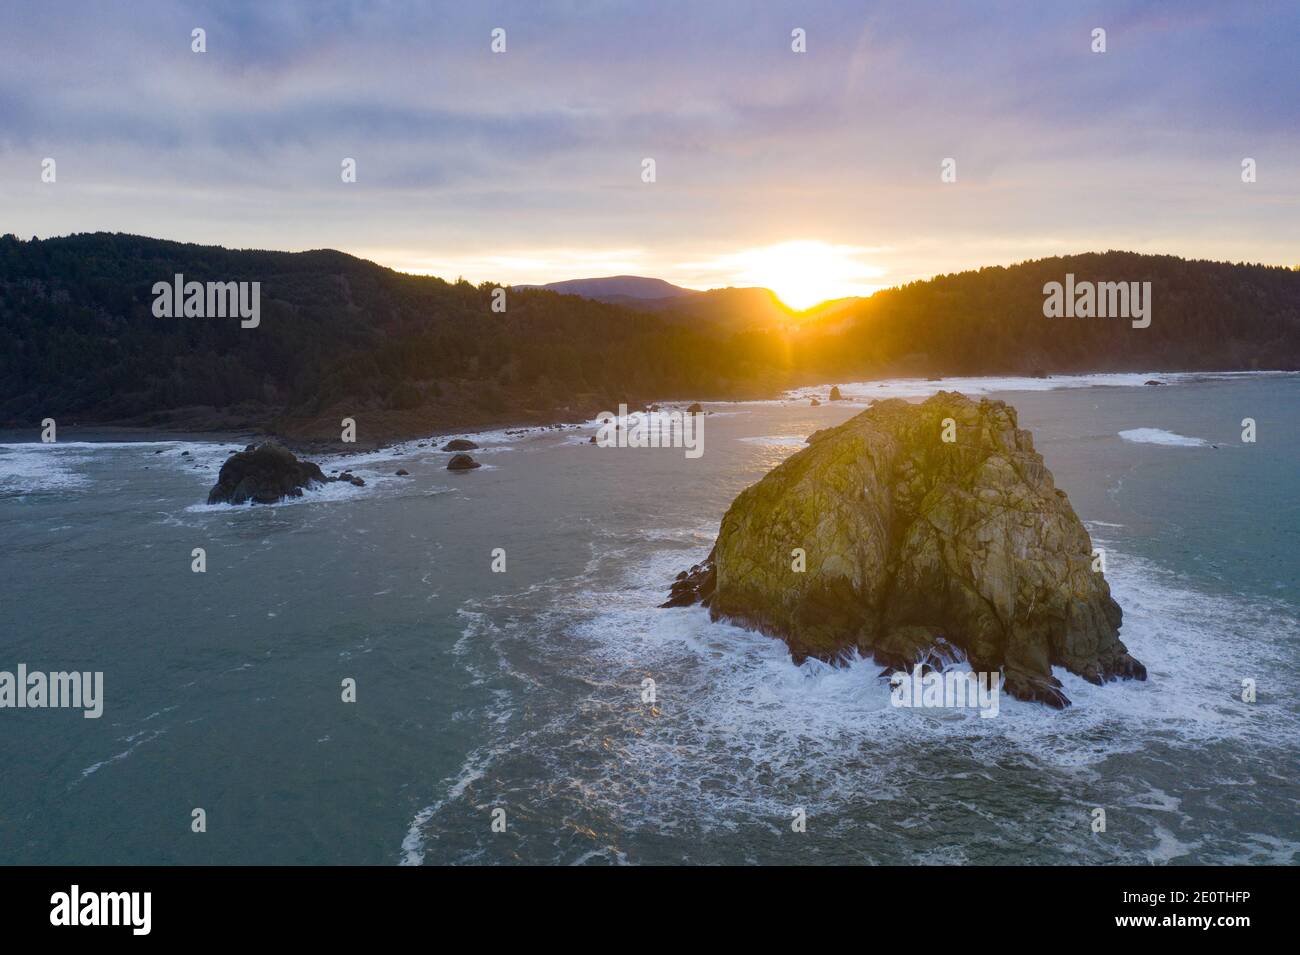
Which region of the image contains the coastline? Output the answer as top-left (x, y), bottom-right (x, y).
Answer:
top-left (4, 368), bottom-right (1294, 459)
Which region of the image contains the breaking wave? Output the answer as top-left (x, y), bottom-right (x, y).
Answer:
top-left (400, 524), bottom-right (1300, 864)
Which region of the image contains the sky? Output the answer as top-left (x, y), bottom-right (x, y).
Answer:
top-left (2, 0), bottom-right (1297, 309)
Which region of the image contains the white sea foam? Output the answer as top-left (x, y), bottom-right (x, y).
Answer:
top-left (1118, 428), bottom-right (1207, 447)
top-left (185, 475), bottom-right (389, 512)
top-left (401, 526), bottom-right (1299, 862)
top-left (399, 755), bottom-right (492, 866)
top-left (78, 729), bottom-right (166, 781)
top-left (401, 609), bottom-right (520, 866)
top-left (0, 445), bottom-right (93, 494)
top-left (778, 370), bottom-right (1297, 405)
top-left (0, 437), bottom-right (472, 512)
top-left (0, 439), bottom-right (243, 496)
top-left (0, 428), bottom-right (518, 507)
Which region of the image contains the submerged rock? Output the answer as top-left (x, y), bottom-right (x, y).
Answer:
top-left (206, 442), bottom-right (329, 505)
top-left (662, 392), bottom-right (1145, 708)
top-left (443, 438), bottom-right (479, 451)
top-left (447, 453), bottom-right (481, 471)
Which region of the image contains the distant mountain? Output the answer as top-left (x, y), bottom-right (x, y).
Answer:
top-left (640, 286), bottom-right (797, 330)
top-left (527, 275), bottom-right (803, 330)
top-left (3, 235), bottom-right (1296, 444)
top-left (519, 275), bottom-right (698, 301)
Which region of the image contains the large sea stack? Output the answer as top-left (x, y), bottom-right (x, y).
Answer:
top-left (663, 392), bottom-right (1146, 707)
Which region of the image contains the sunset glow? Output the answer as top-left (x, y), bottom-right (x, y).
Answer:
top-left (694, 241), bottom-right (887, 310)
top-left (4, 0), bottom-right (1297, 881)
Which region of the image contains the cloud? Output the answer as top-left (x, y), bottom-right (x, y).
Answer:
top-left (2, 0), bottom-right (1297, 290)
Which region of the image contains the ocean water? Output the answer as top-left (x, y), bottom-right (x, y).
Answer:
top-left (1, 372), bottom-right (1296, 865)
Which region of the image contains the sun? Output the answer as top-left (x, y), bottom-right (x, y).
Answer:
top-left (717, 240), bottom-right (885, 311)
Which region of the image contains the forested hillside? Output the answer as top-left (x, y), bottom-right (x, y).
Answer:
top-left (2, 234), bottom-right (1296, 443)
top-left (0, 233), bottom-right (790, 440)
top-left (831, 252), bottom-right (1300, 377)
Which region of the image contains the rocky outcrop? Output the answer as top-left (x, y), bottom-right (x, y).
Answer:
top-left (829, 386), bottom-right (843, 401)
top-left (662, 392), bottom-right (1145, 708)
top-left (206, 442), bottom-right (330, 505)
top-left (664, 557), bottom-right (716, 608)
top-left (686, 402), bottom-right (704, 414)
top-left (443, 439), bottom-right (479, 451)
top-left (447, 453), bottom-right (481, 471)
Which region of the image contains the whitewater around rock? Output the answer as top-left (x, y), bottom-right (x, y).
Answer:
top-left (663, 392), bottom-right (1147, 707)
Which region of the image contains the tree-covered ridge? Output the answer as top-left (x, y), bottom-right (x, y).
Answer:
top-left (0, 232), bottom-right (785, 439)
top-left (2, 234), bottom-right (1296, 442)
top-left (836, 252), bottom-right (1300, 377)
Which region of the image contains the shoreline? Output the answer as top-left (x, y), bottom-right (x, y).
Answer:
top-left (4, 368), bottom-right (1293, 457)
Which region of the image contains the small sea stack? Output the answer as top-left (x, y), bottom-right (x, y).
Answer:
top-left (205, 442), bottom-right (330, 505)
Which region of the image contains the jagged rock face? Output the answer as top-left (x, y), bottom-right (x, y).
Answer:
top-left (664, 392), bottom-right (1145, 707)
top-left (206, 442), bottom-right (329, 505)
